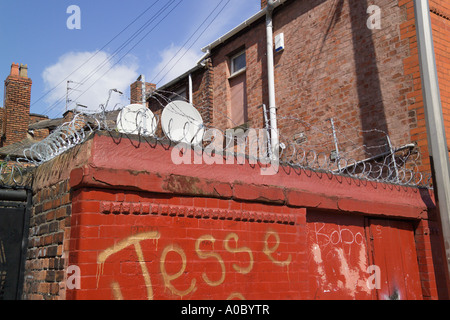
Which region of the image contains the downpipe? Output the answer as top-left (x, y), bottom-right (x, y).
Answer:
top-left (266, 0), bottom-right (280, 166)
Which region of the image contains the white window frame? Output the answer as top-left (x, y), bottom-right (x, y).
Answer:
top-left (229, 50), bottom-right (246, 78)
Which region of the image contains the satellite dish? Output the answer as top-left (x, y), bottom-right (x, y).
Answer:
top-left (116, 104), bottom-right (157, 136)
top-left (161, 101), bottom-right (204, 145)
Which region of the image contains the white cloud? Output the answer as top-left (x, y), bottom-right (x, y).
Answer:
top-left (151, 44), bottom-right (203, 86)
top-left (149, 0), bottom-right (260, 88)
top-left (42, 51), bottom-right (139, 116)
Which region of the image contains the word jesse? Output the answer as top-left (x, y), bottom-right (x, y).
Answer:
top-left (96, 229), bottom-right (292, 300)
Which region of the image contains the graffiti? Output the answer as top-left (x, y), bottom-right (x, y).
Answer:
top-left (97, 231), bottom-right (160, 300)
top-left (95, 229), bottom-right (291, 300)
top-left (195, 235), bottom-right (226, 287)
top-left (310, 222), bottom-right (372, 299)
top-left (313, 223), bottom-right (364, 248)
top-left (224, 233), bottom-right (253, 274)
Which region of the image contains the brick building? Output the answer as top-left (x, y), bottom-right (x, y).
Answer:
top-left (0, 63), bottom-right (75, 161)
top-left (145, 0), bottom-right (450, 177)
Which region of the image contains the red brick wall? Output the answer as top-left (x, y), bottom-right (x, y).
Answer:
top-left (211, 19), bottom-right (266, 130)
top-left (29, 114), bottom-right (48, 125)
top-left (130, 80), bottom-right (156, 105)
top-left (429, 1), bottom-right (450, 154)
top-left (58, 132), bottom-right (448, 300)
top-left (209, 0), bottom-right (417, 161)
top-left (20, 132), bottom-right (449, 300)
top-left (68, 188), bottom-right (307, 300)
top-left (149, 61), bottom-right (214, 127)
top-left (21, 139), bottom-right (93, 300)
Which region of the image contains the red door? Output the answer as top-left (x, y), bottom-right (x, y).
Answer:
top-left (368, 219), bottom-right (423, 300)
top-left (307, 211), bottom-right (423, 300)
top-left (307, 212), bottom-right (374, 300)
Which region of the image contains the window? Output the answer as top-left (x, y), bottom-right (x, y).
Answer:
top-left (230, 51), bottom-right (246, 76)
top-left (170, 87), bottom-right (187, 102)
top-left (229, 50), bottom-right (247, 126)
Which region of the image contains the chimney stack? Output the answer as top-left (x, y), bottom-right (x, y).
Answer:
top-left (2, 62), bottom-right (32, 147)
top-left (261, 0), bottom-right (268, 9)
top-left (130, 76), bottom-right (155, 107)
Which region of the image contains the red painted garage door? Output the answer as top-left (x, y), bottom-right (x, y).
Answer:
top-left (368, 219), bottom-right (423, 300)
top-left (307, 211), bottom-right (423, 300)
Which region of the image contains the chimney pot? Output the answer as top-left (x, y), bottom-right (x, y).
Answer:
top-left (261, 0), bottom-right (268, 9)
top-left (10, 63), bottom-right (19, 77)
top-left (19, 64), bottom-right (28, 78)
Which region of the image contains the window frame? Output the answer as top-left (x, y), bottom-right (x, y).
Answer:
top-left (169, 86), bottom-right (187, 102)
top-left (229, 50), bottom-right (247, 78)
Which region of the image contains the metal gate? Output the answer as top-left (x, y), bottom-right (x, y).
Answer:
top-left (0, 189), bottom-right (31, 300)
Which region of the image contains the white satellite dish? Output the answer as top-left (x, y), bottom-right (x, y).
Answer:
top-left (116, 104), bottom-right (157, 136)
top-left (161, 101), bottom-right (204, 145)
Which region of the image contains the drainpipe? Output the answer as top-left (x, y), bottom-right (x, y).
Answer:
top-left (414, 0), bottom-right (450, 285)
top-left (266, 0), bottom-right (279, 159)
top-left (189, 73), bottom-right (193, 104)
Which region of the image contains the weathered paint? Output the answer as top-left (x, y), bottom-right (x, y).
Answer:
top-left (61, 133), bottom-right (448, 299)
top-left (369, 219), bottom-right (423, 300)
top-left (68, 190), bottom-right (307, 300)
top-left (307, 212), bottom-right (373, 300)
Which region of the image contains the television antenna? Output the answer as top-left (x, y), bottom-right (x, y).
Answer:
top-left (66, 80), bottom-right (83, 112)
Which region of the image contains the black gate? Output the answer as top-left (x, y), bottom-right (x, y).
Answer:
top-left (0, 189), bottom-right (31, 300)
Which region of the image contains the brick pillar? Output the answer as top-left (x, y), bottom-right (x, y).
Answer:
top-left (130, 77), bottom-right (155, 106)
top-left (2, 63), bottom-right (32, 146)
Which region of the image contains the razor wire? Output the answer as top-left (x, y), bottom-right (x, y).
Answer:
top-left (1, 89), bottom-right (433, 189)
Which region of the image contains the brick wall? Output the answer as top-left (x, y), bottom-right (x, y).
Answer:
top-left (204, 0), bottom-right (450, 173)
top-left (58, 132), bottom-right (448, 300)
top-left (211, 18), bottom-right (267, 131)
top-left (430, 1), bottom-right (450, 154)
top-left (15, 131), bottom-right (449, 300)
top-left (415, 216), bottom-right (450, 299)
top-left (2, 63), bottom-right (32, 147)
top-left (22, 179), bottom-right (71, 300)
top-left (67, 188), bottom-right (307, 300)
top-left (148, 61), bottom-right (214, 131)
top-left (21, 138), bottom-right (93, 300)
top-left (130, 80), bottom-right (156, 105)
top-left (29, 114), bottom-right (50, 141)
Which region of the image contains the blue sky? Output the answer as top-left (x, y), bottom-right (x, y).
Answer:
top-left (0, 0), bottom-right (260, 118)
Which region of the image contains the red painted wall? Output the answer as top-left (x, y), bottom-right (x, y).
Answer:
top-left (68, 189), bottom-right (307, 300)
top-left (58, 133), bottom-right (448, 300)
